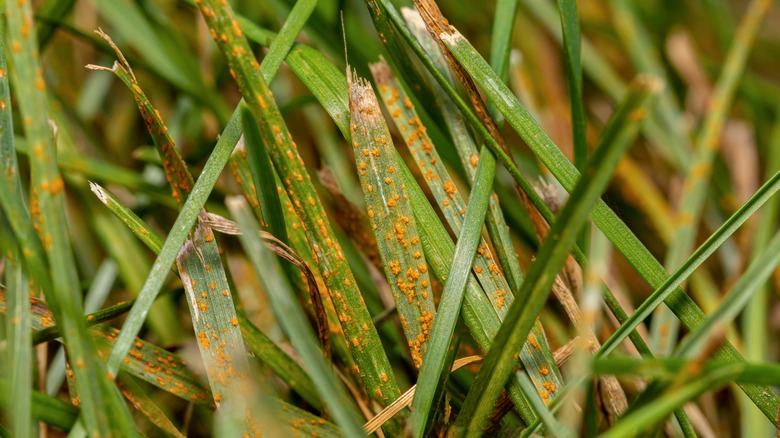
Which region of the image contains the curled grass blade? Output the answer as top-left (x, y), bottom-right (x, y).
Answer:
top-left (228, 197), bottom-right (366, 437)
top-left (456, 75), bottom-right (659, 435)
top-left (193, 0), bottom-right (401, 416)
top-left (6, 3), bottom-right (136, 435)
top-left (439, 22), bottom-right (780, 421)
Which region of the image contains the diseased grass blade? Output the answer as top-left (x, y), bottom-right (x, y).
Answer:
top-left (117, 374), bottom-right (185, 438)
top-left (456, 75), bottom-right (659, 435)
top-left (397, 161), bottom-right (541, 424)
top-left (193, 0), bottom-right (402, 420)
top-left (0, 292), bottom-right (214, 406)
top-left (0, 378), bottom-right (79, 432)
top-left (176, 215), bottom-right (253, 428)
top-left (228, 197), bottom-right (366, 437)
top-left (438, 21), bottom-right (780, 421)
top-left (557, 0), bottom-right (587, 170)
top-left (5, 3), bottom-right (136, 435)
top-left (370, 60), bottom-right (563, 425)
top-left (402, 9), bottom-right (525, 297)
top-left (68, 193), bottom-right (328, 410)
top-left (45, 260), bottom-right (117, 395)
top-left (0, 20), bottom-right (33, 436)
top-left (264, 397), bottom-right (343, 438)
top-left (87, 32), bottom-right (195, 207)
top-left (347, 69), bottom-right (436, 371)
top-left (652, 0), bottom-right (771, 357)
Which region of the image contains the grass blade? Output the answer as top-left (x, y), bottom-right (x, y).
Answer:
top-left (456, 75), bottom-right (659, 435)
top-left (557, 0), bottom-right (587, 170)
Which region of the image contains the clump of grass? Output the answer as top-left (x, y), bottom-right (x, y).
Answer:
top-left (2, 0), bottom-right (780, 436)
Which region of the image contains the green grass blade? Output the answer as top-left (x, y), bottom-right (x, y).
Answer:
top-left (0, 378), bottom-right (79, 432)
top-left (410, 140), bottom-right (496, 436)
top-left (228, 197), bottom-right (366, 437)
top-left (557, 0), bottom-right (587, 170)
top-left (741, 104), bottom-right (780, 436)
top-left (674, 228), bottom-right (780, 359)
top-left (347, 70), bottom-right (436, 372)
top-left (3, 245), bottom-right (33, 436)
top-left (598, 169), bottom-right (780, 357)
top-left (653, 0), bottom-right (771, 356)
top-left (0, 19), bottom-right (32, 437)
top-left (260, 0), bottom-right (317, 82)
top-left (193, 0), bottom-right (401, 415)
top-left (455, 75), bottom-right (658, 435)
top-left (439, 21), bottom-right (780, 421)
top-left (5, 3), bottom-right (136, 435)
top-left (238, 312), bottom-right (323, 411)
top-left (518, 0), bottom-right (689, 170)
top-left (599, 361), bottom-right (771, 438)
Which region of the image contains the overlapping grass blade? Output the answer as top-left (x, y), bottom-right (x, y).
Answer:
top-left (456, 75), bottom-right (659, 435)
top-left (228, 197), bottom-right (366, 437)
top-left (5, 3), bottom-right (136, 435)
top-left (437, 22), bottom-right (780, 421)
top-left (598, 168), bottom-right (780, 357)
top-left (192, 0), bottom-right (402, 418)
top-left (600, 360), bottom-right (780, 438)
top-left (674, 228), bottom-right (780, 359)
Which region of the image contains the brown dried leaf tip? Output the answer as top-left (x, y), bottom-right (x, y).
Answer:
top-left (347, 68), bottom-right (383, 127)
